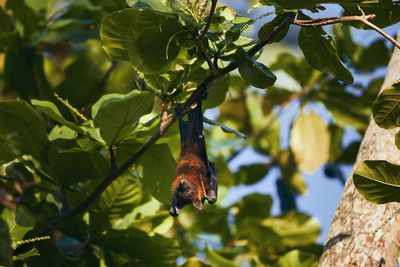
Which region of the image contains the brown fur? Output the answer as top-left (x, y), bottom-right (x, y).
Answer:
top-left (172, 139), bottom-right (208, 205)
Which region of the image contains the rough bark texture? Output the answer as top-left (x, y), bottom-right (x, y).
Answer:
top-left (319, 41), bottom-right (400, 266)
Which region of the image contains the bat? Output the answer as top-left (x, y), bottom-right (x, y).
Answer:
top-left (169, 98), bottom-right (218, 217)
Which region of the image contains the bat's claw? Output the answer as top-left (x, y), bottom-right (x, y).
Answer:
top-left (207, 191), bottom-right (217, 205)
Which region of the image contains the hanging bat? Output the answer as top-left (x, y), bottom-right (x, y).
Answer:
top-left (169, 98), bottom-right (218, 217)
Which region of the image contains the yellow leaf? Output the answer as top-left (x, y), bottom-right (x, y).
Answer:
top-left (290, 111), bottom-right (330, 172)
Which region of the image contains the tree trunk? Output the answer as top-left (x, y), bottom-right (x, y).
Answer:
top-left (319, 39), bottom-right (400, 266)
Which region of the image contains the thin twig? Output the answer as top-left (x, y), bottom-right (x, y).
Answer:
top-left (59, 184), bottom-right (69, 213)
top-left (199, 0), bottom-right (217, 39)
top-left (294, 12), bottom-right (400, 50)
top-left (109, 144), bottom-right (117, 175)
top-left (14, 11), bottom-right (297, 254)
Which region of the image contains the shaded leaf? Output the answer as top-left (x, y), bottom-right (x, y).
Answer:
top-left (353, 160), bottom-right (400, 204)
top-left (101, 8), bottom-right (184, 74)
top-left (261, 211), bottom-right (320, 247)
top-left (97, 175), bottom-right (142, 222)
top-left (0, 100), bottom-right (48, 162)
top-left (139, 144), bottom-right (176, 204)
top-left (236, 48), bottom-right (276, 89)
top-left (372, 82), bottom-right (400, 129)
top-left (96, 228), bottom-right (180, 267)
top-left (258, 13), bottom-right (291, 44)
top-left (0, 218), bottom-right (12, 267)
top-left (298, 14), bottom-right (353, 84)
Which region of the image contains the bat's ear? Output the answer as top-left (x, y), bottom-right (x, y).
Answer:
top-left (193, 198), bottom-right (203, 210)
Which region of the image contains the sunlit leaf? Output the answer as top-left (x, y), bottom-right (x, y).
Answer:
top-left (205, 244), bottom-right (239, 267)
top-left (274, 249), bottom-right (318, 267)
top-left (93, 91), bottom-right (154, 144)
top-left (290, 111), bottom-right (330, 172)
top-left (101, 8), bottom-right (184, 74)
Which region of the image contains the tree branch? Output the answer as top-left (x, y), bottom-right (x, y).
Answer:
top-left (196, 0), bottom-right (219, 75)
top-left (294, 13), bottom-right (400, 50)
top-left (14, 11), bottom-right (297, 253)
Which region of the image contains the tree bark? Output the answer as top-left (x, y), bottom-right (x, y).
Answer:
top-left (319, 39), bottom-right (400, 266)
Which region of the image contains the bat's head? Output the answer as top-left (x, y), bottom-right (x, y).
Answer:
top-left (169, 177), bottom-right (203, 217)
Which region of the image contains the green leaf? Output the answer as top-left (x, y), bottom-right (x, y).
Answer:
top-left (139, 144), bottom-right (176, 204)
top-left (274, 250), bottom-right (318, 267)
top-left (127, 0), bottom-right (172, 12)
top-left (205, 244), bottom-right (239, 267)
top-left (1, 206), bottom-right (35, 242)
top-left (298, 14), bottom-right (353, 84)
top-left (235, 164), bottom-right (270, 185)
top-left (96, 228), bottom-right (180, 266)
top-left (203, 116), bottom-right (247, 139)
top-left (258, 13), bottom-right (291, 44)
top-left (47, 140), bottom-right (109, 184)
top-left (101, 8), bottom-right (184, 74)
top-left (236, 48), bottom-right (277, 89)
top-left (32, 99), bottom-right (83, 133)
top-left (236, 194), bottom-right (272, 224)
top-left (97, 176), bottom-right (142, 222)
top-left (0, 100), bottom-right (48, 162)
top-left (290, 111), bottom-right (330, 173)
top-left (13, 248), bottom-right (40, 262)
top-left (261, 211), bottom-right (320, 247)
top-left (353, 160), bottom-right (400, 204)
top-left (372, 82), bottom-right (400, 129)
top-left (0, 219), bottom-right (12, 267)
top-left (93, 91), bottom-right (154, 144)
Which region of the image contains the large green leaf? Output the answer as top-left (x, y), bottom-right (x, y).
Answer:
top-left (47, 139), bottom-right (110, 184)
top-left (372, 82), bottom-right (400, 129)
top-left (274, 250), bottom-right (318, 267)
top-left (205, 244), bottom-right (239, 267)
top-left (353, 160), bottom-right (400, 204)
top-left (95, 228), bottom-right (180, 266)
top-left (0, 219), bottom-right (12, 267)
top-left (139, 144), bottom-right (176, 204)
top-left (1, 206), bottom-right (35, 243)
top-left (258, 13), bottom-right (291, 44)
top-left (101, 8), bottom-right (184, 74)
top-left (0, 100), bottom-right (48, 162)
top-left (290, 111), bottom-right (330, 173)
top-left (97, 175), bottom-right (142, 222)
top-left (298, 14), bottom-right (353, 84)
top-left (93, 91), bottom-right (154, 144)
top-left (236, 48), bottom-right (276, 89)
top-left (261, 211), bottom-right (320, 247)
top-left (54, 40), bottom-right (112, 108)
top-left (32, 99), bottom-right (83, 133)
